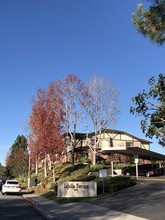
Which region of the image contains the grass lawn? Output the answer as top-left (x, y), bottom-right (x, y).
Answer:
top-left (23, 162), bottom-right (136, 204)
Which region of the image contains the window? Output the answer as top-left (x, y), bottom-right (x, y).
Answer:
top-left (126, 141), bottom-right (133, 147)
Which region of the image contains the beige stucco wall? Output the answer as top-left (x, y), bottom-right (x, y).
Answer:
top-left (98, 132), bottom-right (150, 150)
top-left (72, 131), bottom-right (150, 151)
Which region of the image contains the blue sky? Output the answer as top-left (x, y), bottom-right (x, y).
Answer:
top-left (0, 0), bottom-right (165, 166)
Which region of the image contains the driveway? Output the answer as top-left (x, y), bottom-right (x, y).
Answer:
top-left (91, 178), bottom-right (165, 220)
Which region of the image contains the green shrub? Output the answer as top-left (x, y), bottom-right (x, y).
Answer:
top-left (90, 164), bottom-right (111, 172)
top-left (113, 162), bottom-right (132, 169)
top-left (95, 176), bottom-right (136, 194)
top-left (79, 156), bottom-right (91, 164)
top-left (60, 171), bottom-right (71, 178)
top-left (74, 174), bottom-right (96, 181)
top-left (41, 177), bottom-right (49, 188)
top-left (46, 182), bottom-right (58, 191)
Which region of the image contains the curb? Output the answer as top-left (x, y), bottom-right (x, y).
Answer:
top-left (22, 195), bottom-right (55, 220)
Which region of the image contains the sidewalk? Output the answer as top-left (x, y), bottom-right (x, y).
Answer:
top-left (22, 192), bottom-right (148, 220)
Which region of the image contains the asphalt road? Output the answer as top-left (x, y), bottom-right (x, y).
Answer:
top-left (0, 193), bottom-right (47, 220)
top-left (91, 178), bottom-right (165, 220)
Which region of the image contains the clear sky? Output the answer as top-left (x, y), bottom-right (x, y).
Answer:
top-left (0, 0), bottom-right (165, 166)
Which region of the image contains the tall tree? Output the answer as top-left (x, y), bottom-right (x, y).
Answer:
top-left (130, 74), bottom-right (165, 146)
top-left (29, 83), bottom-right (65, 179)
top-left (5, 135), bottom-right (28, 178)
top-left (29, 88), bottom-right (48, 177)
top-left (0, 163), bottom-right (6, 178)
top-left (61, 74), bottom-right (87, 168)
top-left (27, 132), bottom-right (38, 175)
top-left (45, 82), bottom-right (65, 181)
top-left (83, 75), bottom-right (120, 165)
top-left (132, 0), bottom-right (165, 45)
top-left (10, 135), bottom-right (27, 158)
top-left (132, 1), bottom-right (165, 147)
top-left (11, 148), bottom-right (28, 177)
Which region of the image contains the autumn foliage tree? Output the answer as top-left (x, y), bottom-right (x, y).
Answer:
top-left (28, 74), bottom-right (120, 172)
top-left (29, 82), bottom-right (65, 179)
top-left (44, 82), bottom-right (65, 180)
top-left (29, 88), bottom-right (47, 177)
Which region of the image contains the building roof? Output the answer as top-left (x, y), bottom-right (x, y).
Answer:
top-left (100, 146), bottom-right (165, 161)
top-left (101, 129), bottom-right (152, 144)
top-left (76, 129), bottom-right (152, 144)
top-left (64, 129), bottom-right (152, 144)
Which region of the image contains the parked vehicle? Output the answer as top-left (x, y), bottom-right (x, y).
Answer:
top-left (122, 164), bottom-right (161, 177)
top-left (1, 180), bottom-right (21, 195)
top-left (0, 178), bottom-right (7, 190)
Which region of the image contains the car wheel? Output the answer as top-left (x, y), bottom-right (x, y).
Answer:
top-left (146, 172), bottom-right (150, 177)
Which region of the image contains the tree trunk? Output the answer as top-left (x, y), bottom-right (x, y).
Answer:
top-left (71, 140), bottom-right (75, 170)
top-left (92, 130), bottom-right (97, 165)
top-left (35, 159), bottom-right (38, 176)
top-left (48, 160), bottom-right (52, 171)
top-left (93, 148), bottom-right (96, 165)
top-left (52, 165), bottom-right (55, 182)
top-left (44, 155), bottom-right (47, 178)
top-left (72, 124), bottom-right (76, 169)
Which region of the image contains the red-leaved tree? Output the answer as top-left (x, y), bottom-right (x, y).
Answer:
top-left (45, 82), bottom-right (65, 181)
top-left (29, 82), bottom-right (65, 180)
top-left (29, 88), bottom-right (48, 177)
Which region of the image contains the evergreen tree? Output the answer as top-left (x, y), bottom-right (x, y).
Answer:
top-left (6, 135), bottom-right (28, 178)
top-left (132, 0), bottom-right (165, 45)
